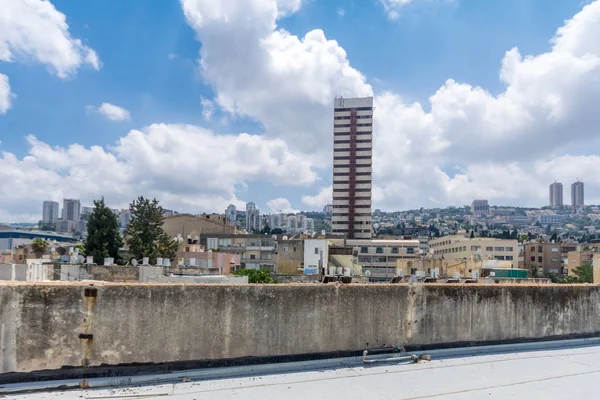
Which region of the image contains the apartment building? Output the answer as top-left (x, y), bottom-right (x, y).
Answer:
top-left (42, 201), bottom-right (59, 224)
top-left (201, 234), bottom-right (276, 271)
top-left (571, 181), bottom-right (584, 207)
top-left (523, 242), bottom-right (579, 276)
top-left (566, 247), bottom-right (596, 276)
top-left (347, 239), bottom-right (420, 281)
top-left (332, 96), bottom-right (373, 239)
top-left (62, 198), bottom-right (81, 222)
top-left (246, 202), bottom-right (261, 232)
top-left (471, 199), bottom-right (490, 216)
top-left (429, 234), bottom-right (519, 268)
top-left (549, 182), bottom-right (563, 208)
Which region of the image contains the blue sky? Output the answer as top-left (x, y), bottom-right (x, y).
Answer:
top-left (1, 0), bottom-right (599, 221)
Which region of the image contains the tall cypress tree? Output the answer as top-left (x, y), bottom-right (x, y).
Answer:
top-left (85, 198), bottom-right (123, 264)
top-left (125, 196), bottom-right (178, 264)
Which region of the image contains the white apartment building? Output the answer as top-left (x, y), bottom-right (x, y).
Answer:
top-left (538, 214), bottom-right (564, 225)
top-left (429, 234), bottom-right (519, 268)
top-left (332, 96), bottom-right (373, 239)
top-left (245, 202), bottom-right (261, 232)
top-left (42, 201), bottom-right (59, 224)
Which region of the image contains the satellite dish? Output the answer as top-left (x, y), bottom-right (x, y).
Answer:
top-left (56, 247), bottom-right (67, 256)
top-left (365, 270), bottom-right (372, 277)
top-left (77, 255), bottom-right (85, 263)
top-left (131, 259), bottom-right (138, 266)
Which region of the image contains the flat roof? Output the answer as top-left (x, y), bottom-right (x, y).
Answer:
top-left (7, 340), bottom-right (600, 399)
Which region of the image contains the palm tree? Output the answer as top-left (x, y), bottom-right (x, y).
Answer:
top-left (31, 238), bottom-right (49, 258)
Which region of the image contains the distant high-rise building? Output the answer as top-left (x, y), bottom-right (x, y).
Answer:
top-left (471, 199), bottom-right (489, 216)
top-left (332, 96), bottom-right (373, 239)
top-left (42, 201), bottom-right (59, 224)
top-left (246, 202), bottom-right (261, 232)
top-left (323, 204), bottom-right (333, 214)
top-left (225, 204), bottom-right (236, 226)
top-left (549, 182), bottom-right (564, 208)
top-left (571, 181), bottom-right (584, 207)
top-left (62, 199), bottom-right (81, 222)
top-left (119, 209), bottom-right (131, 231)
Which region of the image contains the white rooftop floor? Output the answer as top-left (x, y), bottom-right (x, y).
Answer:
top-left (11, 343), bottom-right (600, 399)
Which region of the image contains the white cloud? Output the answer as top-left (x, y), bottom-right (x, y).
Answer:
top-left (267, 197), bottom-right (299, 213)
top-left (168, 53), bottom-right (178, 60)
top-left (89, 103), bottom-right (131, 122)
top-left (337, 8), bottom-right (345, 17)
top-left (371, 0), bottom-right (600, 209)
top-left (181, 0), bottom-right (371, 164)
top-left (0, 124), bottom-right (318, 221)
top-left (0, 0), bottom-right (100, 78)
top-left (0, 73), bottom-right (13, 114)
top-left (302, 186), bottom-right (332, 208)
top-left (201, 97), bottom-right (215, 120)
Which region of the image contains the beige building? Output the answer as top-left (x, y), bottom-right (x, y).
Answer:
top-left (566, 246), bottom-right (597, 276)
top-left (330, 239), bottom-right (419, 281)
top-left (275, 239), bottom-right (305, 274)
top-left (523, 242), bottom-right (578, 276)
top-left (163, 214), bottom-right (235, 239)
top-left (429, 234), bottom-right (519, 268)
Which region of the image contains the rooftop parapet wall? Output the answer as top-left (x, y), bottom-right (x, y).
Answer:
top-left (1, 283), bottom-right (600, 376)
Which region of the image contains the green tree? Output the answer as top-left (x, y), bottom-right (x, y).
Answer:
top-left (519, 234), bottom-right (528, 243)
top-left (469, 231), bottom-right (475, 239)
top-left (571, 263), bottom-right (593, 283)
top-left (233, 268), bottom-right (276, 283)
top-left (74, 242), bottom-right (86, 256)
top-left (530, 262), bottom-right (539, 278)
top-left (125, 196), bottom-right (178, 264)
top-left (85, 198), bottom-right (123, 264)
top-left (261, 224), bottom-right (272, 235)
top-left (31, 238), bottom-right (49, 258)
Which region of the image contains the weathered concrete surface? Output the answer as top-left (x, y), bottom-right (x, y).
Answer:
top-left (1, 283), bottom-right (600, 375)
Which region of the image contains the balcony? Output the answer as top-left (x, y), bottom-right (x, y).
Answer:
top-left (241, 258), bottom-right (275, 264)
top-left (246, 246), bottom-right (275, 251)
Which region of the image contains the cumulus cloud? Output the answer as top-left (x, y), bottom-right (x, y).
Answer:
top-left (181, 0), bottom-right (371, 163)
top-left (267, 197), bottom-right (299, 213)
top-left (88, 103), bottom-right (131, 121)
top-left (0, 0), bottom-right (100, 78)
top-left (0, 124), bottom-right (318, 221)
top-left (302, 186), bottom-right (332, 208)
top-left (0, 73), bottom-right (13, 114)
top-left (371, 0), bottom-right (600, 209)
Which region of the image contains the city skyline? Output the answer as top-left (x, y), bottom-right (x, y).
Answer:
top-left (2, 1), bottom-right (600, 221)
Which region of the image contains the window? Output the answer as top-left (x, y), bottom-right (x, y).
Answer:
top-left (494, 247), bottom-right (504, 251)
top-left (494, 256), bottom-right (505, 260)
top-left (293, 247), bottom-right (296, 252)
top-left (506, 247), bottom-right (513, 252)
top-left (538, 247), bottom-right (542, 253)
top-left (407, 247), bottom-right (414, 254)
top-left (391, 247), bottom-right (399, 254)
top-left (486, 247), bottom-right (493, 251)
top-left (530, 246), bottom-right (535, 251)
top-left (530, 256), bottom-right (535, 261)
top-left (361, 247), bottom-right (368, 255)
top-left (376, 247), bottom-right (383, 253)
top-left (250, 254), bottom-right (256, 260)
top-left (551, 247), bottom-right (559, 253)
top-left (506, 256), bottom-right (514, 260)
top-left (314, 248), bottom-right (319, 255)
top-left (471, 246), bottom-right (481, 251)
top-left (538, 256), bottom-right (542, 263)
top-left (283, 247), bottom-right (288, 252)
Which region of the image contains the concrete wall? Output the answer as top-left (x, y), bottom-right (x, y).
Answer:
top-left (2, 283), bottom-right (600, 375)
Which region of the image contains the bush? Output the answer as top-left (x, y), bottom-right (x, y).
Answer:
top-left (233, 268), bottom-right (276, 283)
